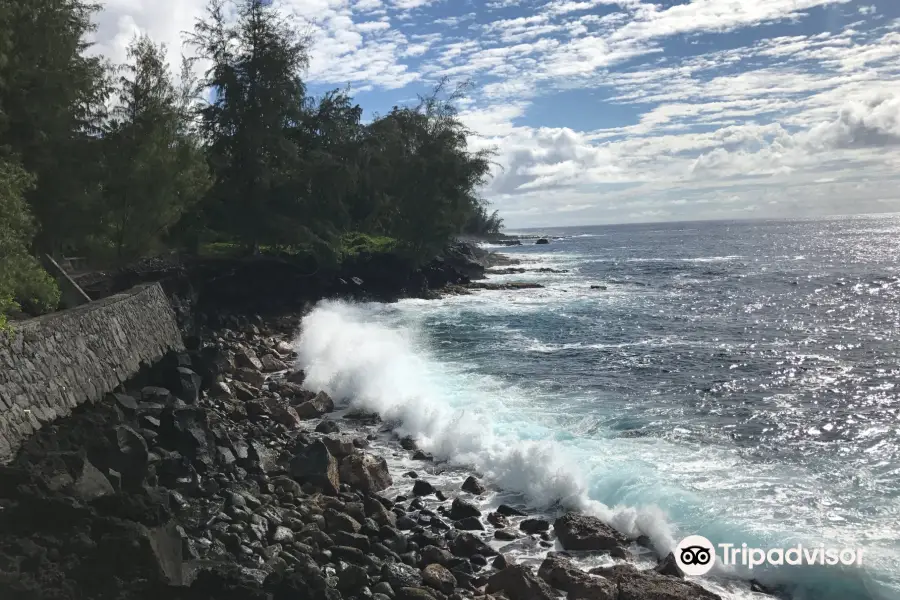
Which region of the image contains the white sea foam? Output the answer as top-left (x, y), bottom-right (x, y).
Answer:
top-left (293, 300), bottom-right (677, 554)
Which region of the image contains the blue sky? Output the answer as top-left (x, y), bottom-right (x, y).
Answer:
top-left (95, 0), bottom-right (900, 227)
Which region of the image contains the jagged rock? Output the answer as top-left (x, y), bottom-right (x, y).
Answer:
top-left (235, 367), bottom-right (266, 387)
top-left (497, 505), bottom-right (526, 517)
top-left (332, 545), bottom-right (367, 565)
top-left (338, 563), bottom-right (370, 593)
top-left (266, 400), bottom-right (302, 429)
top-left (270, 526), bottom-right (294, 544)
top-left (333, 530), bottom-right (370, 552)
top-left (113, 393), bottom-right (139, 414)
top-left (276, 340), bottom-right (294, 355)
top-left (248, 439), bottom-right (279, 473)
top-left (412, 479), bottom-right (435, 496)
top-left (553, 513), bottom-right (626, 553)
top-left (448, 497), bottom-right (481, 520)
top-left (343, 409), bottom-right (381, 424)
top-left (290, 440), bottom-right (340, 495)
top-left (231, 380), bottom-right (258, 401)
top-left (236, 348), bottom-right (264, 371)
top-left (487, 513), bottom-right (509, 528)
top-left (325, 508), bottom-right (362, 533)
top-left (412, 450), bottom-right (433, 461)
top-left (493, 555), bottom-right (509, 570)
top-left (398, 588), bottom-right (437, 600)
top-left (495, 529), bottom-right (519, 541)
top-left (654, 553), bottom-right (684, 578)
top-left (322, 435), bottom-right (356, 458)
top-left (111, 425), bottom-right (150, 488)
top-left (261, 354), bottom-right (289, 372)
top-left (454, 516), bottom-right (484, 531)
top-left (450, 532), bottom-right (497, 557)
top-left (174, 367), bottom-right (203, 404)
top-left (422, 563), bottom-right (457, 593)
top-left (365, 496), bottom-right (397, 527)
top-left (339, 452), bottom-right (392, 493)
top-left (461, 476), bottom-right (485, 495)
top-left (296, 392), bottom-right (336, 419)
top-left (210, 381), bottom-right (232, 399)
top-left (538, 555), bottom-right (616, 600)
top-left (520, 519), bottom-right (550, 535)
top-left (273, 380), bottom-right (313, 402)
top-left (382, 562), bottom-right (424, 589)
top-left (589, 564), bottom-right (720, 600)
top-left (316, 420), bottom-right (340, 434)
top-left (39, 452), bottom-right (114, 500)
top-left (286, 369), bottom-right (306, 385)
top-left (487, 565), bottom-right (555, 600)
top-left (399, 436), bottom-right (417, 450)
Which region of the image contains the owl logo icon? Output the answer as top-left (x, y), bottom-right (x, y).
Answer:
top-left (674, 535), bottom-right (716, 576)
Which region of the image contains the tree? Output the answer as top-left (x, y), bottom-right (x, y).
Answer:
top-left (190, 0), bottom-right (309, 253)
top-left (96, 36), bottom-right (210, 262)
top-left (0, 0), bottom-right (110, 254)
top-left (0, 159), bottom-right (59, 326)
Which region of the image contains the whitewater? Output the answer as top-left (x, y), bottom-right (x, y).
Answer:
top-left (294, 216), bottom-right (900, 600)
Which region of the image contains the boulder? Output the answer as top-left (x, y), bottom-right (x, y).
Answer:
top-left (276, 340), bottom-right (294, 355)
top-left (236, 348), bottom-right (264, 371)
top-left (487, 512), bottom-right (509, 528)
top-left (397, 588), bottom-right (437, 600)
top-left (260, 354), bottom-right (289, 372)
top-left (316, 420), bottom-right (340, 434)
top-left (520, 519), bottom-right (550, 535)
top-left (174, 367), bottom-right (203, 404)
top-left (365, 496), bottom-right (397, 527)
top-left (422, 563), bottom-right (457, 594)
top-left (322, 435), bottom-right (356, 458)
top-left (339, 452), bottom-right (392, 493)
top-left (589, 565), bottom-right (720, 600)
top-left (654, 553), bottom-right (684, 579)
top-left (495, 529), bottom-right (519, 541)
top-left (231, 381), bottom-right (258, 401)
top-left (450, 532), bottom-right (497, 557)
top-left (535, 238), bottom-right (550, 245)
top-left (39, 452), bottom-right (114, 501)
top-left (454, 516), bottom-right (484, 531)
top-left (286, 369), bottom-right (306, 385)
top-left (338, 563), bottom-right (369, 593)
top-left (412, 479), bottom-right (435, 496)
top-left (296, 392), bottom-right (336, 419)
top-left (448, 497), bottom-right (481, 520)
top-left (382, 562), bottom-right (424, 589)
top-left (111, 425), bottom-right (150, 488)
top-left (497, 504), bottom-right (527, 517)
top-left (538, 555), bottom-right (616, 600)
top-left (325, 508), bottom-right (362, 534)
top-left (235, 367), bottom-right (266, 387)
top-left (553, 513), bottom-right (626, 553)
top-left (487, 565), bottom-right (555, 600)
top-left (290, 440), bottom-right (340, 495)
top-left (266, 400), bottom-right (302, 429)
top-left (461, 476), bottom-right (485, 495)
top-left (209, 381), bottom-right (232, 399)
top-left (421, 545), bottom-right (453, 567)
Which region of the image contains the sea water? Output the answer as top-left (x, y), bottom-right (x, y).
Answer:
top-left (294, 216), bottom-right (900, 600)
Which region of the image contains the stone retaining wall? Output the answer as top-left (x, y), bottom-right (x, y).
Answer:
top-left (0, 283), bottom-right (184, 461)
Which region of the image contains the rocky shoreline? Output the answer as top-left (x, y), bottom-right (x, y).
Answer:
top-left (0, 309), bottom-right (755, 600)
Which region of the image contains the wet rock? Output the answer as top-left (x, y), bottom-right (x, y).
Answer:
top-left (267, 400), bottom-right (303, 429)
top-left (397, 515), bottom-right (417, 530)
top-left (286, 369), bottom-right (306, 385)
top-left (535, 238), bottom-right (550, 245)
top-left (339, 452), bottom-right (392, 493)
top-left (421, 546), bottom-right (453, 567)
top-left (413, 479), bottom-right (435, 496)
top-left (487, 564), bottom-right (555, 600)
top-left (654, 552), bottom-right (684, 578)
top-left (231, 380), bottom-right (258, 401)
top-left (248, 439), bottom-right (280, 473)
top-left (450, 532), bottom-right (497, 557)
top-left (373, 582), bottom-right (395, 597)
top-left (397, 588), bottom-right (437, 600)
top-left (210, 380), bottom-right (233, 399)
top-left (422, 563), bottom-right (457, 593)
top-left (325, 508), bottom-right (362, 533)
top-left (261, 354), bottom-right (289, 372)
top-left (454, 516), bottom-right (484, 531)
top-left (296, 392), bottom-right (336, 419)
top-left (290, 440), bottom-right (340, 495)
top-left (589, 564), bottom-right (720, 600)
top-left (317, 420), bottom-right (341, 434)
top-left (492, 555), bottom-right (508, 570)
top-left (365, 496), bottom-right (398, 527)
top-left (538, 555), bottom-right (616, 600)
top-left (487, 513), bottom-right (509, 528)
top-left (332, 545), bottom-right (367, 564)
top-left (494, 530), bottom-right (519, 541)
top-left (383, 562), bottom-right (424, 589)
top-left (448, 498), bottom-right (481, 520)
top-left (461, 476), bottom-right (485, 495)
top-left (412, 450), bottom-right (433, 461)
top-left (496, 505), bottom-right (527, 517)
top-left (322, 435), bottom-right (357, 458)
top-left (553, 513), bottom-right (627, 553)
top-left (520, 519), bottom-right (550, 535)
top-left (271, 526), bottom-right (295, 544)
top-left (400, 436), bottom-right (418, 451)
top-left (333, 530), bottom-right (371, 552)
top-left (338, 564), bottom-right (370, 593)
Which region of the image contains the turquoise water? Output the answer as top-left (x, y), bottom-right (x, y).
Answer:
top-left (296, 216), bottom-right (900, 599)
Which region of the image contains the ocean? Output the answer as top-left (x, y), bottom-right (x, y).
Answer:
top-left (294, 215), bottom-right (900, 600)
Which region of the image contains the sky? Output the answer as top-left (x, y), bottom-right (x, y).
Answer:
top-left (91, 0), bottom-right (900, 228)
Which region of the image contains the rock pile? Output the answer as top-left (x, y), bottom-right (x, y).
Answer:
top-left (0, 316), bottom-right (729, 600)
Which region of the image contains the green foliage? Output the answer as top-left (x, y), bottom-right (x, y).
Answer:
top-left (95, 36), bottom-right (210, 262)
top-left (0, 0), bottom-right (110, 254)
top-left (464, 205), bottom-right (504, 237)
top-left (340, 233), bottom-right (398, 259)
top-left (0, 159), bottom-right (60, 324)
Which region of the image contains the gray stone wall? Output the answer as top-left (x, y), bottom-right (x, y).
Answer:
top-left (0, 283), bottom-right (184, 462)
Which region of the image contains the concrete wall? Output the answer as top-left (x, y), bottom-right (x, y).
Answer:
top-left (0, 283), bottom-right (184, 462)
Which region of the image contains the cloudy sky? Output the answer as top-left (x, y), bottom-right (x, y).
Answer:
top-left (92, 0), bottom-right (900, 227)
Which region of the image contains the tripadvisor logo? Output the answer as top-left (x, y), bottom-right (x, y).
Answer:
top-left (674, 535), bottom-right (865, 576)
